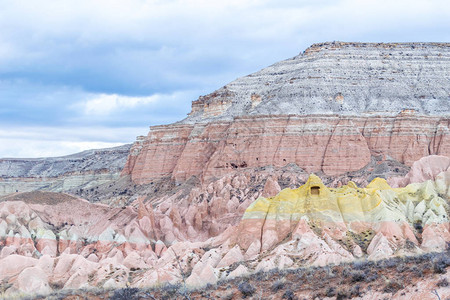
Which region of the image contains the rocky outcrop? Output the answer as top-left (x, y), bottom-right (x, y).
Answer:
top-left (0, 144), bottom-right (131, 198)
top-left (2, 42), bottom-right (450, 202)
top-left (124, 114), bottom-right (450, 183)
top-left (236, 174), bottom-right (450, 257)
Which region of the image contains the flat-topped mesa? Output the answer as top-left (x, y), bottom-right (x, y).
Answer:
top-left (183, 42), bottom-right (450, 123)
top-left (122, 42), bottom-right (450, 185)
top-left (303, 41), bottom-right (450, 54)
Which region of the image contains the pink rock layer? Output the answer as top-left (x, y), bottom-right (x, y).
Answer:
top-left (389, 155), bottom-right (450, 187)
top-left (123, 114), bottom-right (450, 184)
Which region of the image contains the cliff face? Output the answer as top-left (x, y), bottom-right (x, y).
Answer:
top-left (123, 42), bottom-right (450, 186)
top-left (2, 42), bottom-right (449, 198)
top-left (237, 173), bottom-right (449, 255)
top-left (123, 114), bottom-right (450, 183)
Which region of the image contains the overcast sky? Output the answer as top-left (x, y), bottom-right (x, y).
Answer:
top-left (1, 0), bottom-right (449, 158)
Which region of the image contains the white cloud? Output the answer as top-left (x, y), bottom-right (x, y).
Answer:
top-left (79, 94), bottom-right (159, 115)
top-left (0, 139), bottom-right (125, 158)
top-left (0, 126), bottom-right (147, 142)
top-left (69, 90), bottom-right (198, 121)
top-left (3, 0), bottom-right (447, 53)
top-left (0, 126), bottom-right (148, 158)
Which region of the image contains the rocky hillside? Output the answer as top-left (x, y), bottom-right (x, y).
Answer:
top-left (31, 251), bottom-right (450, 299)
top-left (0, 156), bottom-right (448, 297)
top-left (0, 144), bottom-right (131, 197)
top-left (1, 42), bottom-right (449, 204)
top-left (184, 42), bottom-right (450, 123)
top-left (123, 42), bottom-right (450, 189)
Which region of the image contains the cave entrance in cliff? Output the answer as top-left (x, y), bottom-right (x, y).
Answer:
top-left (311, 186), bottom-right (320, 196)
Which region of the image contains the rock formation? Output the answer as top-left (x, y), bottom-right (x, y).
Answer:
top-left (389, 155), bottom-right (450, 188)
top-left (184, 42), bottom-right (450, 122)
top-left (123, 115), bottom-right (450, 184)
top-left (2, 42), bottom-right (449, 203)
top-left (0, 144), bottom-right (131, 200)
top-left (237, 173), bottom-right (449, 258)
top-left (124, 42), bottom-right (450, 186)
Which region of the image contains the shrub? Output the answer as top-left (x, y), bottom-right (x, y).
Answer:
top-left (336, 288), bottom-right (349, 300)
top-left (396, 263), bottom-right (407, 273)
top-left (433, 254), bottom-right (450, 274)
top-left (271, 279), bottom-right (285, 292)
top-left (364, 272), bottom-right (378, 282)
top-left (111, 287), bottom-right (139, 300)
top-left (325, 287), bottom-right (336, 297)
top-left (352, 261), bottom-right (369, 270)
top-left (237, 282), bottom-right (255, 298)
top-left (437, 278), bottom-right (449, 287)
top-left (379, 258), bottom-right (397, 269)
top-left (294, 268), bottom-right (306, 279)
top-left (350, 284), bottom-right (361, 297)
top-left (254, 270), bottom-right (267, 281)
top-left (282, 289), bottom-right (297, 300)
top-left (342, 266), bottom-right (352, 278)
top-left (350, 270), bottom-right (365, 282)
top-left (383, 280), bottom-right (402, 293)
top-left (160, 283), bottom-right (181, 299)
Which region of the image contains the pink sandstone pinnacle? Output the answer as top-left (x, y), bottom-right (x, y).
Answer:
top-left (389, 155), bottom-right (450, 187)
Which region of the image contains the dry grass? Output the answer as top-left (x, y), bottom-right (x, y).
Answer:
top-left (21, 249), bottom-right (449, 300)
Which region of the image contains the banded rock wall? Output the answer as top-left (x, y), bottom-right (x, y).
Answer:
top-left (123, 114), bottom-right (450, 184)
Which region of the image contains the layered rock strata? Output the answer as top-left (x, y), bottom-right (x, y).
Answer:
top-left (124, 114), bottom-right (450, 183)
top-left (0, 145), bottom-right (131, 197)
top-left (124, 42), bottom-right (450, 187)
top-left (237, 174), bottom-right (449, 257)
top-left (185, 42), bottom-right (450, 123)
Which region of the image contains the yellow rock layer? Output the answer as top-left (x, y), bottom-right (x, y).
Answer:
top-left (243, 174), bottom-right (449, 225)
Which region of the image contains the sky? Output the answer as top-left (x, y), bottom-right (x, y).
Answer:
top-left (1, 0), bottom-right (449, 158)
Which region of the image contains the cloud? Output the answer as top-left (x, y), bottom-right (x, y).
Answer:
top-left (0, 80), bottom-right (199, 127)
top-left (0, 0), bottom-right (449, 157)
top-left (74, 91), bottom-right (198, 118)
top-left (0, 139), bottom-right (125, 158)
top-left (0, 126), bottom-right (148, 158)
top-left (2, 1), bottom-right (449, 95)
top-left (78, 94), bottom-right (159, 116)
